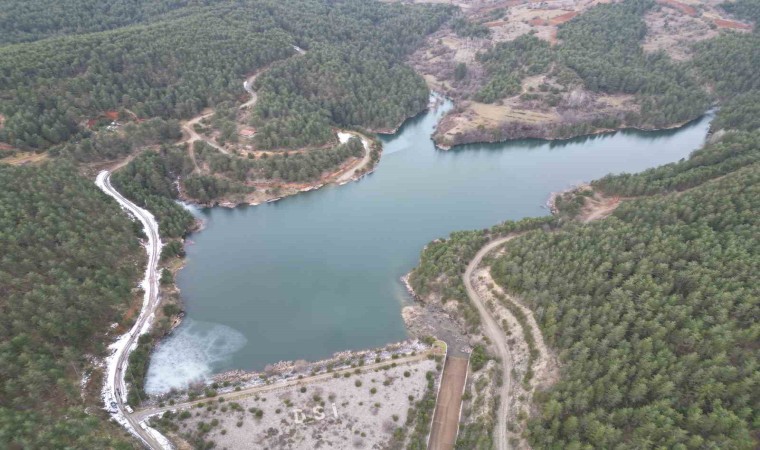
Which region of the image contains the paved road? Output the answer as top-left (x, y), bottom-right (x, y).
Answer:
top-left (97, 171), bottom-right (167, 450)
top-left (428, 356), bottom-right (469, 450)
top-left (463, 234), bottom-right (522, 450)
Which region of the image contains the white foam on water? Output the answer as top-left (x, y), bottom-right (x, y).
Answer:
top-left (145, 319), bottom-right (247, 394)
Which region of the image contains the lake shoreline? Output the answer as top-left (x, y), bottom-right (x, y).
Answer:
top-left (148, 95), bottom-right (712, 394)
top-left (433, 111), bottom-right (712, 151)
top-left (178, 129), bottom-right (381, 209)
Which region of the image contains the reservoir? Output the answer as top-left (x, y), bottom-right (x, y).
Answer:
top-left (146, 98), bottom-right (712, 394)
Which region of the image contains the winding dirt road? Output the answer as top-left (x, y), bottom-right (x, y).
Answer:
top-left (181, 111), bottom-right (228, 155)
top-left (96, 171), bottom-right (169, 450)
top-left (241, 74), bottom-right (259, 110)
top-left (463, 234), bottom-right (522, 450)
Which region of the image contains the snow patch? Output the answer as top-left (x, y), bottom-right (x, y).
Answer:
top-left (337, 131), bottom-right (353, 144)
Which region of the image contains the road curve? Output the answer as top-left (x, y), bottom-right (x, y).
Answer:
top-left (463, 234), bottom-right (522, 450)
top-left (335, 131), bottom-right (373, 184)
top-left (96, 171), bottom-right (168, 450)
top-left (181, 112), bottom-right (228, 155)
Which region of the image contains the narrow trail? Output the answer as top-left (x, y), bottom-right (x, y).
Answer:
top-left (179, 45), bottom-right (308, 155)
top-left (96, 171), bottom-right (170, 450)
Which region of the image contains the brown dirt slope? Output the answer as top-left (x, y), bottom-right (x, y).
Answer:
top-left (428, 356), bottom-right (469, 450)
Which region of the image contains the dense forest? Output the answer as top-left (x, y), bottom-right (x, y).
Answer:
top-left (493, 162), bottom-right (759, 448)
top-left (248, 0), bottom-right (451, 148)
top-left (0, 0), bottom-right (452, 153)
top-left (111, 146), bottom-right (196, 237)
top-left (474, 0), bottom-right (710, 128)
top-left (0, 0), bottom-right (218, 44)
top-left (0, 7), bottom-right (294, 150)
top-left (0, 164), bottom-right (143, 448)
top-left (1, 0), bottom-right (758, 448)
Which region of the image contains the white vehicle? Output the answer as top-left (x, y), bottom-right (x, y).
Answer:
top-left (125, 405), bottom-right (134, 414)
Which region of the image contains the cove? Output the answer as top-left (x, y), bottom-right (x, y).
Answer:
top-left (145, 98), bottom-right (713, 394)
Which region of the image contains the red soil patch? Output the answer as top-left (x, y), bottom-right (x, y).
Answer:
top-left (529, 17), bottom-right (548, 26)
top-left (713, 18), bottom-right (752, 30)
top-left (0, 142), bottom-right (14, 151)
top-left (87, 111), bottom-right (121, 129)
top-left (549, 11), bottom-right (578, 25)
top-left (656, 0), bottom-right (698, 17)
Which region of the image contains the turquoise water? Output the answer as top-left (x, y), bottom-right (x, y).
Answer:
top-left (145, 99), bottom-right (712, 393)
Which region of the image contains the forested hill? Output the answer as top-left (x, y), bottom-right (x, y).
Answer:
top-left (0, 0), bottom-right (452, 153)
top-left (0, 0), bottom-right (218, 45)
top-left (0, 164), bottom-right (144, 448)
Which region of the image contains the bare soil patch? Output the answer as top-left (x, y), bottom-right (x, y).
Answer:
top-left (432, 88), bottom-right (637, 148)
top-left (0, 151), bottom-right (49, 166)
top-left (156, 358), bottom-right (440, 449)
top-left (643, 0), bottom-right (752, 60)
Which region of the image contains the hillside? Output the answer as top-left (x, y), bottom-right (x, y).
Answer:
top-left (0, 164), bottom-right (144, 448)
top-left (405, 0), bottom-right (755, 148)
top-left (408, 3), bottom-right (760, 443)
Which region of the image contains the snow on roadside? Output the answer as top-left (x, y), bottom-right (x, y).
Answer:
top-left (95, 171), bottom-right (171, 449)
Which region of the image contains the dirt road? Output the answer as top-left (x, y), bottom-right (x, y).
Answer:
top-left (96, 171), bottom-right (169, 450)
top-left (241, 74), bottom-right (259, 110)
top-left (428, 356), bottom-right (469, 450)
top-left (464, 234), bottom-right (523, 450)
top-left (180, 111), bottom-right (229, 155)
